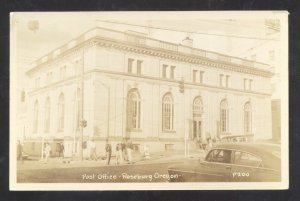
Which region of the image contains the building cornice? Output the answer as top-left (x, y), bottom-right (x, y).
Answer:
top-left (26, 27), bottom-right (273, 78)
top-left (93, 37), bottom-right (273, 77)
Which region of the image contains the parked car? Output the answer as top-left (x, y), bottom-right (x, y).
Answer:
top-left (168, 143), bottom-right (281, 182)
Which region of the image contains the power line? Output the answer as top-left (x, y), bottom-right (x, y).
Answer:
top-left (96, 20), bottom-right (279, 41)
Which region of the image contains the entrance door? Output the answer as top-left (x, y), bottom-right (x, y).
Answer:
top-left (193, 120), bottom-right (202, 140)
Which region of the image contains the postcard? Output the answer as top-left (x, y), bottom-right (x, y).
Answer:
top-left (10, 11), bottom-right (289, 190)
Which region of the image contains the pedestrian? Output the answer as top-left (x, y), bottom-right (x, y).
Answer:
top-left (58, 142), bottom-right (64, 159)
top-left (90, 140), bottom-right (97, 161)
top-left (205, 138), bottom-right (213, 153)
top-left (126, 139), bottom-right (133, 164)
top-left (121, 139), bottom-right (127, 161)
top-left (17, 140), bottom-right (23, 163)
top-left (105, 139), bottom-right (112, 165)
top-left (44, 143), bottom-right (51, 163)
top-left (116, 143), bottom-right (123, 164)
top-left (198, 137), bottom-right (204, 150)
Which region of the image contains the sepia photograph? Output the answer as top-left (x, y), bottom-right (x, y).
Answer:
top-left (9, 11), bottom-right (288, 190)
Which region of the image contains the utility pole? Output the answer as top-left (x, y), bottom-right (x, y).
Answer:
top-left (179, 78), bottom-right (187, 158)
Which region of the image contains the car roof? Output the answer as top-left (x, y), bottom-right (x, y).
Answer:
top-left (211, 142), bottom-right (281, 170)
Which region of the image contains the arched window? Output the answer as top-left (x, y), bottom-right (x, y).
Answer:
top-left (220, 99), bottom-right (229, 133)
top-left (244, 102), bottom-right (252, 134)
top-left (192, 96), bottom-right (203, 140)
top-left (33, 100), bottom-right (39, 133)
top-left (162, 93), bottom-right (174, 131)
top-left (44, 97), bottom-right (50, 132)
top-left (193, 97), bottom-right (203, 116)
top-left (58, 93), bottom-right (65, 131)
top-left (127, 89), bottom-right (141, 130)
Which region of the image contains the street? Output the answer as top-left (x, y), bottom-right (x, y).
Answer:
top-left (17, 149), bottom-right (206, 183)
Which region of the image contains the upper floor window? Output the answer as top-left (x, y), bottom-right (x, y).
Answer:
top-left (200, 71), bottom-right (204, 84)
top-left (46, 72), bottom-right (52, 85)
top-left (137, 60), bottom-right (142, 75)
top-left (58, 93), bottom-right (65, 132)
top-left (219, 74), bottom-right (224, 87)
top-left (226, 75), bottom-right (230, 88)
top-left (249, 79), bottom-right (253, 91)
top-left (162, 64), bottom-right (168, 79)
top-left (244, 78), bottom-right (248, 90)
top-left (162, 93), bottom-right (174, 131)
top-left (220, 99), bottom-right (229, 133)
top-left (170, 66), bottom-right (176, 79)
top-left (126, 89), bottom-right (141, 130)
top-left (60, 66), bottom-right (66, 80)
top-left (244, 78), bottom-right (253, 91)
top-left (193, 70), bottom-right (197, 82)
top-left (128, 58), bottom-right (134, 73)
top-left (35, 77), bottom-right (40, 88)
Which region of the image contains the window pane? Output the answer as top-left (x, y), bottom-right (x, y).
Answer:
top-left (234, 151), bottom-right (262, 167)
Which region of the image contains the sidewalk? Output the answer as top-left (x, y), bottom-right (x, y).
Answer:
top-left (17, 149), bottom-right (206, 171)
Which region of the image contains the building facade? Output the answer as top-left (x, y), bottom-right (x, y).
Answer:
top-left (23, 27), bottom-right (273, 157)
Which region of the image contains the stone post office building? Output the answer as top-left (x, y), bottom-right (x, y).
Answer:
top-left (23, 27), bottom-right (273, 157)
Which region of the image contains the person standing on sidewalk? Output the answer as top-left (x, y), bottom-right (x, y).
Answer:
top-left (44, 143), bottom-right (51, 164)
top-left (115, 143), bottom-right (123, 165)
top-left (121, 139), bottom-right (127, 161)
top-left (126, 139), bottom-right (133, 164)
top-left (58, 142), bottom-right (64, 159)
top-left (17, 140), bottom-right (23, 163)
top-left (105, 139), bottom-right (112, 165)
top-left (90, 140), bottom-right (97, 161)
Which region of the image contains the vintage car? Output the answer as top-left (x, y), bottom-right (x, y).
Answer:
top-left (168, 143), bottom-right (281, 182)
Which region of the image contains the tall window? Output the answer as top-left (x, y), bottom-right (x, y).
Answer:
top-left (35, 77), bottom-right (40, 88)
top-left (44, 97), bottom-right (50, 132)
top-left (33, 100), bottom-right (39, 133)
top-left (58, 93), bottom-right (65, 131)
top-left (170, 66), bottom-right (176, 79)
top-left (226, 75), bottom-right (230, 88)
top-left (193, 70), bottom-right (197, 82)
top-left (162, 93), bottom-right (174, 131)
top-left (137, 60), bottom-right (142, 75)
top-left (162, 64), bottom-right (168, 79)
top-left (244, 78), bottom-right (248, 90)
top-left (249, 79), bottom-right (253, 91)
top-left (219, 74), bottom-right (224, 86)
top-left (128, 58), bottom-right (134, 73)
top-left (127, 89), bottom-right (141, 130)
top-left (200, 71), bottom-right (204, 84)
top-left (193, 97), bottom-right (203, 115)
top-left (220, 99), bottom-right (229, 133)
top-left (244, 102), bottom-right (252, 134)
top-left (60, 66), bottom-right (66, 80)
top-left (46, 72), bottom-right (52, 85)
